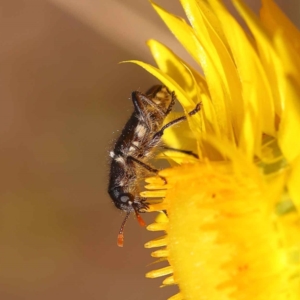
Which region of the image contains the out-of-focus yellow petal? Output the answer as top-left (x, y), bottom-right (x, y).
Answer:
top-left (160, 111), bottom-right (199, 164)
top-left (238, 101), bottom-right (257, 161)
top-left (274, 30), bottom-right (300, 96)
top-left (287, 156), bottom-right (300, 214)
top-left (200, 134), bottom-right (258, 175)
top-left (278, 76), bottom-right (300, 163)
top-left (260, 0), bottom-right (300, 52)
top-left (162, 112), bottom-right (197, 146)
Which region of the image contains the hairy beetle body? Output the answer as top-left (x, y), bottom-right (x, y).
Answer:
top-left (108, 85), bottom-right (200, 246)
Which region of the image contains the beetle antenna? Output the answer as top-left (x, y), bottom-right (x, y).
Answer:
top-left (117, 211), bottom-right (130, 247)
top-left (134, 208), bottom-right (146, 227)
top-left (117, 208), bottom-right (146, 247)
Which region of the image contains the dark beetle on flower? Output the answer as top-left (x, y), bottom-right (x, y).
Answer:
top-left (108, 85), bottom-right (201, 246)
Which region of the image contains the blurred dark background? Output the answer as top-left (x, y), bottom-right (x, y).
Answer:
top-left (0, 0), bottom-right (298, 299)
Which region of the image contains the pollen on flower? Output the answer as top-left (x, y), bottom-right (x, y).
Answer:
top-left (144, 162), bottom-right (297, 299)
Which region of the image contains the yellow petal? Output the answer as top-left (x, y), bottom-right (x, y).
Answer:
top-left (208, 0), bottom-right (276, 145)
top-left (278, 76), bottom-right (300, 163)
top-left (238, 101), bottom-right (257, 161)
top-left (287, 156), bottom-right (300, 211)
top-left (273, 30), bottom-right (300, 97)
top-left (161, 111), bottom-right (199, 159)
top-left (151, 1), bottom-right (235, 144)
top-left (124, 60), bottom-right (193, 107)
top-left (147, 39), bottom-right (209, 101)
top-left (260, 0), bottom-right (300, 52)
top-left (181, 0), bottom-right (244, 144)
top-left (146, 42), bottom-right (206, 140)
top-left (232, 0), bottom-right (278, 124)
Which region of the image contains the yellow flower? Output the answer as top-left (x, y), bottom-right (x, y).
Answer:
top-left (129, 0), bottom-right (300, 299)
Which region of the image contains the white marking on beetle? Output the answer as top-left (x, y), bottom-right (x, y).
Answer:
top-left (118, 179), bottom-right (126, 186)
top-left (115, 156), bottom-right (125, 164)
top-left (109, 151), bottom-right (115, 158)
top-left (135, 124), bottom-right (147, 138)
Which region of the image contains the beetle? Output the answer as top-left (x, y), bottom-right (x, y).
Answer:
top-left (108, 85), bottom-right (200, 246)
